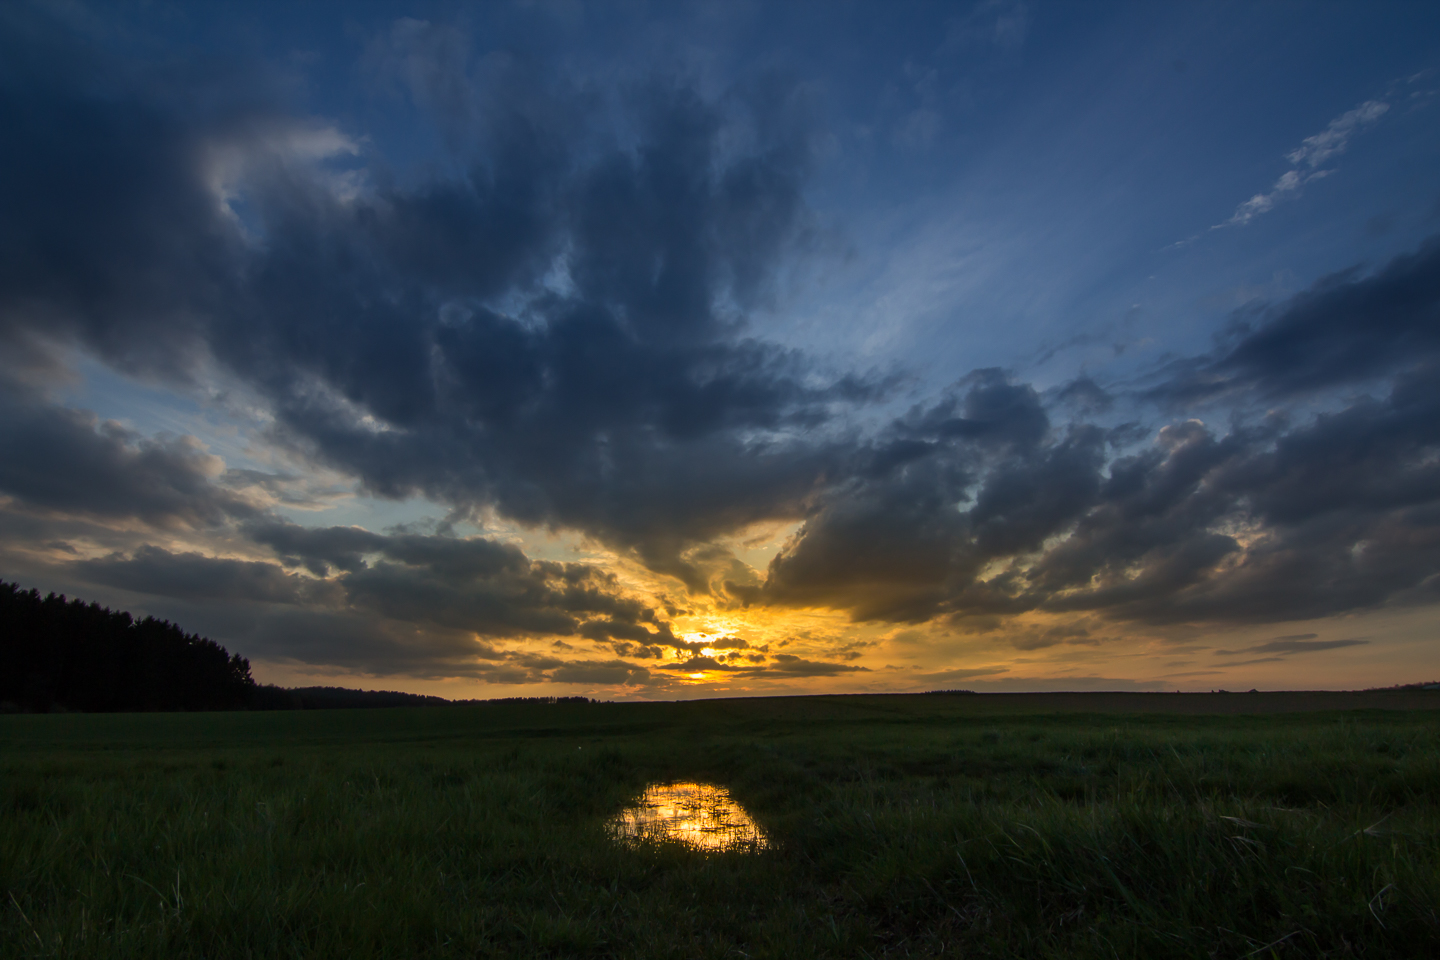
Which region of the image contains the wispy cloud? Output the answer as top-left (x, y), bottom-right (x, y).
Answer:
top-left (1218, 100), bottom-right (1388, 228)
top-left (1221, 169), bottom-right (1310, 227)
top-left (1287, 100), bottom-right (1389, 168)
top-left (944, 0), bottom-right (1029, 52)
top-left (1213, 634), bottom-right (1370, 657)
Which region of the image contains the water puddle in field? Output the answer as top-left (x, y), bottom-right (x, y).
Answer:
top-left (609, 782), bottom-right (769, 851)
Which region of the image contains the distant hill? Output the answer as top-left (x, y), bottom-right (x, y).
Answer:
top-left (246, 689), bottom-right (599, 709)
top-left (1365, 680), bottom-right (1440, 692)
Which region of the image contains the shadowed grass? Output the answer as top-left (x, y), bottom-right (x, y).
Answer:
top-left (2, 694), bottom-right (1438, 957)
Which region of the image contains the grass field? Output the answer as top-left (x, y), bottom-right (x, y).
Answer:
top-left (3, 691), bottom-right (1439, 958)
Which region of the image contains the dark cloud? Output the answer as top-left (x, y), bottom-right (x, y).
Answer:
top-left (1211, 657), bottom-right (1287, 667)
top-left (0, 385), bottom-right (257, 528)
top-left (44, 521), bottom-right (682, 680)
top-left (226, 612), bottom-right (664, 685)
top-left (763, 373), bottom-right (1106, 621)
top-left (247, 521), bottom-right (666, 641)
top-left (0, 8), bottom-right (241, 380)
top-left (658, 653), bottom-right (868, 678)
top-left (1214, 635), bottom-right (1370, 657)
top-left (190, 606), bottom-right (490, 678)
top-left (75, 546), bottom-right (323, 605)
top-left (990, 377), bottom-right (1440, 626)
top-left (703, 635), bottom-right (752, 650)
top-left (546, 659), bottom-right (655, 687)
top-left (244, 520), bottom-right (387, 576)
top-left (1147, 237), bottom-right (1440, 405)
top-left (0, 8), bottom-right (875, 588)
top-left (765, 653), bottom-right (870, 677)
top-left (755, 243), bottom-right (1440, 632)
top-left (913, 666), bottom-right (1010, 684)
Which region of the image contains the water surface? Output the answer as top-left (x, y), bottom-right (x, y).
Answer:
top-left (609, 782), bottom-right (768, 851)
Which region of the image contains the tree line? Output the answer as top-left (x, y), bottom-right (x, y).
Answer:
top-left (1, 581), bottom-right (609, 713)
top-left (1, 580), bottom-right (255, 712)
top-left (248, 685), bottom-right (452, 710)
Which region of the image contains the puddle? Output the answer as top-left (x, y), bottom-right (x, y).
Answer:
top-left (609, 782), bottom-right (769, 851)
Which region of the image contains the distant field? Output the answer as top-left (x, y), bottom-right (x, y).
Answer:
top-left (4, 692), bottom-right (1439, 958)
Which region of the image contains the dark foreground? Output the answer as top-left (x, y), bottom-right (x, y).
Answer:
top-left (3, 691), bottom-right (1439, 958)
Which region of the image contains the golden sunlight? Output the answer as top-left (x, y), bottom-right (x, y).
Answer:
top-left (608, 782), bottom-right (768, 851)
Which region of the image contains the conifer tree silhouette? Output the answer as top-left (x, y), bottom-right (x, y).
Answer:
top-left (0, 581), bottom-right (255, 712)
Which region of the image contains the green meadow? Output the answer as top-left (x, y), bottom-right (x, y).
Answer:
top-left (3, 692), bottom-right (1439, 958)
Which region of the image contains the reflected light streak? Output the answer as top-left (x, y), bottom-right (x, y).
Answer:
top-left (608, 782), bottom-right (768, 851)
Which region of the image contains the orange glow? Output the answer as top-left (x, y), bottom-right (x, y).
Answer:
top-left (608, 782), bottom-right (768, 851)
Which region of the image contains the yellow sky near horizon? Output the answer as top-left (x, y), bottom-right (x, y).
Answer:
top-left (250, 591), bottom-right (1440, 700)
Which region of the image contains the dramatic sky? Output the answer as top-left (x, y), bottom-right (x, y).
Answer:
top-left (3, 1), bottom-right (1440, 698)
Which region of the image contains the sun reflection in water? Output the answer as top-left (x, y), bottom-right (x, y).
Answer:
top-left (609, 782), bottom-right (769, 851)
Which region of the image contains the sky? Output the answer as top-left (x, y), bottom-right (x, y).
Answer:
top-left (2, 0), bottom-right (1439, 699)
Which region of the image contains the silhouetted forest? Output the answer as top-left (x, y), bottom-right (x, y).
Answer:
top-left (248, 685), bottom-right (451, 710)
top-left (1, 581), bottom-right (255, 712)
top-left (246, 688), bottom-right (598, 709)
top-left (460, 696), bottom-right (599, 705)
top-left (0, 582), bottom-right (611, 713)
